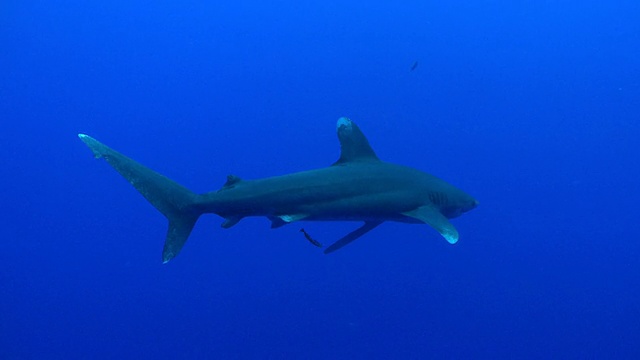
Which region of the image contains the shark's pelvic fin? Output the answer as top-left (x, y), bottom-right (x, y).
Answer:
top-left (402, 206), bottom-right (459, 244)
top-left (269, 218), bottom-right (285, 228)
top-left (78, 134), bottom-right (202, 263)
top-left (268, 216), bottom-right (287, 228)
top-left (278, 214), bottom-right (309, 223)
top-left (333, 117), bottom-right (380, 165)
top-left (267, 213), bottom-right (309, 229)
top-left (324, 221), bottom-right (383, 254)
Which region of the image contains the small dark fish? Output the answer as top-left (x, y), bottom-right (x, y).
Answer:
top-left (300, 228), bottom-right (323, 247)
top-left (410, 61), bottom-right (418, 71)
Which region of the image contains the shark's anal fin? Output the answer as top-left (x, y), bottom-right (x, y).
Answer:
top-left (402, 206), bottom-right (459, 244)
top-left (324, 221), bottom-right (382, 254)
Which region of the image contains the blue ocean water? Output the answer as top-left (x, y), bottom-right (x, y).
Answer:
top-left (2, 1), bottom-right (639, 358)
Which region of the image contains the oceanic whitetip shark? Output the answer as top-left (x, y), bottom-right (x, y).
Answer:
top-left (79, 117), bottom-right (478, 263)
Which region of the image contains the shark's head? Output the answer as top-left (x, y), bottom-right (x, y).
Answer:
top-left (439, 192), bottom-right (479, 219)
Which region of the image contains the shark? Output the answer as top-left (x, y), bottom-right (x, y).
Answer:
top-left (78, 117), bottom-right (478, 263)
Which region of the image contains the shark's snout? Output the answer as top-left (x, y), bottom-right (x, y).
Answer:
top-left (465, 199), bottom-right (479, 212)
top-left (455, 197), bottom-right (478, 216)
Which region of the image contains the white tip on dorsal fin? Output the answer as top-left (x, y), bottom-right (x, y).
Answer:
top-left (333, 117), bottom-right (380, 165)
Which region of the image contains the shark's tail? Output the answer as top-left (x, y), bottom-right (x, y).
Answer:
top-left (78, 134), bottom-right (201, 263)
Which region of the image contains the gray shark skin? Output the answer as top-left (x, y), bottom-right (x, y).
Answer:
top-left (79, 117), bottom-right (478, 263)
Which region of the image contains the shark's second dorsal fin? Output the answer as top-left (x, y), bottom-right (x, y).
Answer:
top-left (222, 174), bottom-right (243, 189)
top-left (333, 117), bottom-right (380, 165)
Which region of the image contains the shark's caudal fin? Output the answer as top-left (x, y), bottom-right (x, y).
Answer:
top-left (78, 134), bottom-right (200, 263)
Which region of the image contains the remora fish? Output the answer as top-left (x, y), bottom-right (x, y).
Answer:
top-left (78, 117), bottom-right (478, 263)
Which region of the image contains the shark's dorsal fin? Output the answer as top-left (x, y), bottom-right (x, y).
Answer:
top-left (333, 117), bottom-right (380, 165)
top-left (222, 174), bottom-right (243, 189)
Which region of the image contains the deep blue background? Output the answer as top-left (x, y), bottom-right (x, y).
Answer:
top-left (2, 1), bottom-right (639, 358)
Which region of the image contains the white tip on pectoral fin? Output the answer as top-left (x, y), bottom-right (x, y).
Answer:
top-left (441, 227), bottom-right (459, 244)
top-left (402, 206), bottom-right (459, 244)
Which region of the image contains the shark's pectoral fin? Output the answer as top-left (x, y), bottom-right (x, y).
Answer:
top-left (402, 206), bottom-right (459, 244)
top-left (324, 221), bottom-right (382, 254)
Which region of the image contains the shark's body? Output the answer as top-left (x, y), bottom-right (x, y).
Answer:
top-left (79, 118), bottom-right (477, 263)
